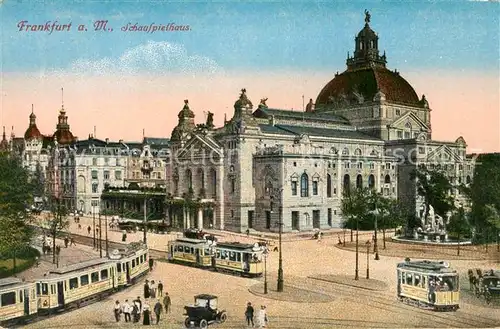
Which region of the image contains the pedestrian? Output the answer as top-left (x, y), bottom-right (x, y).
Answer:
top-left (78, 223), bottom-right (82, 230)
top-left (257, 305), bottom-right (267, 328)
top-left (131, 302), bottom-right (139, 323)
top-left (245, 302), bottom-right (254, 327)
top-left (149, 258), bottom-right (154, 271)
top-left (153, 299), bottom-right (162, 324)
top-left (157, 280), bottom-right (163, 297)
top-left (246, 229), bottom-right (250, 237)
top-left (134, 297), bottom-right (142, 322)
top-left (114, 300), bottom-right (122, 322)
top-left (87, 226), bottom-right (91, 234)
top-left (70, 237), bottom-right (76, 246)
top-left (150, 280), bottom-right (157, 298)
top-left (163, 292), bottom-right (171, 314)
top-left (64, 237), bottom-right (69, 248)
top-left (96, 227), bottom-right (99, 236)
top-left (143, 304), bottom-right (151, 325)
top-left (144, 280), bottom-right (150, 299)
top-left (122, 299), bottom-right (131, 322)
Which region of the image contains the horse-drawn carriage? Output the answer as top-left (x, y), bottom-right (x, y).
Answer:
top-left (468, 269), bottom-right (500, 304)
top-left (184, 294), bottom-right (227, 329)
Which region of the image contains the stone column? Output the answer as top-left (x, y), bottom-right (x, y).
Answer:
top-left (197, 208), bottom-right (203, 229)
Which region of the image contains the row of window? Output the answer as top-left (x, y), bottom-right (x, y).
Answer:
top-left (91, 170), bottom-right (122, 180)
top-left (173, 245), bottom-right (209, 255)
top-left (400, 272), bottom-right (458, 292)
top-left (292, 161), bottom-right (394, 169)
top-left (0, 290), bottom-right (32, 307)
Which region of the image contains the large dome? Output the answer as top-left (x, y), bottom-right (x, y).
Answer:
top-left (316, 66), bottom-right (422, 108)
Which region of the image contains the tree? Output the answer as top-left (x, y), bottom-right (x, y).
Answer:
top-left (43, 198), bottom-right (69, 265)
top-left (0, 154), bottom-right (35, 271)
top-left (468, 154), bottom-right (500, 242)
top-left (340, 186), bottom-right (371, 234)
top-left (411, 167), bottom-right (454, 225)
top-left (484, 204), bottom-right (500, 252)
top-left (447, 206), bottom-right (471, 256)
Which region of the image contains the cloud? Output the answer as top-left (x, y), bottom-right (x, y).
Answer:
top-left (52, 41), bottom-right (220, 76)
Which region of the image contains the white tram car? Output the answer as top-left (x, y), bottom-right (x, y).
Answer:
top-left (0, 278), bottom-right (37, 323)
top-left (397, 259), bottom-right (460, 311)
top-left (0, 243), bottom-right (149, 326)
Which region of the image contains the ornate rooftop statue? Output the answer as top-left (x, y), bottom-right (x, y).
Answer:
top-left (364, 9), bottom-right (371, 24)
top-left (259, 97), bottom-right (268, 108)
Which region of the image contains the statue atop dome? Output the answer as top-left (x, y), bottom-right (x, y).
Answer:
top-left (364, 9), bottom-right (371, 25)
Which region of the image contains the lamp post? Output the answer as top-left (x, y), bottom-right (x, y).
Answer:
top-left (92, 205), bottom-right (96, 249)
top-left (98, 212), bottom-right (102, 258)
top-left (371, 208), bottom-right (380, 260)
top-left (263, 247), bottom-right (269, 294)
top-left (366, 240), bottom-right (371, 279)
top-left (354, 214), bottom-right (359, 280)
top-left (271, 187), bottom-right (284, 292)
top-left (105, 207), bottom-right (109, 257)
top-left (143, 197), bottom-right (148, 245)
top-left (457, 206), bottom-right (463, 257)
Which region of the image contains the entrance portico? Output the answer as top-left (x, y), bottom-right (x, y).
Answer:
top-left (165, 196), bottom-right (215, 230)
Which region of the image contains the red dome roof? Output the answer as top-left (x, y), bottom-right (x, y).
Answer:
top-left (24, 125), bottom-right (43, 139)
top-left (53, 129), bottom-right (75, 145)
top-left (316, 66), bottom-right (421, 108)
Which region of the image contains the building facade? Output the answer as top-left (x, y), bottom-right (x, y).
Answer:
top-left (165, 12), bottom-right (475, 233)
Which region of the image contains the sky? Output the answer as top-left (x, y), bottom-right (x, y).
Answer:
top-left (0, 0), bottom-right (499, 152)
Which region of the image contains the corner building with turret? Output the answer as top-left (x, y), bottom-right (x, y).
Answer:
top-left (166, 13), bottom-right (475, 233)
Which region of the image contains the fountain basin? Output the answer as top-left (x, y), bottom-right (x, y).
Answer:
top-left (392, 235), bottom-right (472, 246)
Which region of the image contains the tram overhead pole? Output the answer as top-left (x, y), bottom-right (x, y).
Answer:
top-left (271, 187), bottom-right (284, 292)
top-left (354, 214), bottom-right (359, 281)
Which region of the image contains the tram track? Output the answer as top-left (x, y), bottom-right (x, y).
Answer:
top-left (281, 274), bottom-right (499, 328)
top-left (62, 230), bottom-right (499, 328)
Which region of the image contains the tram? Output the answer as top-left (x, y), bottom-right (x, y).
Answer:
top-left (167, 238), bottom-right (264, 277)
top-left (0, 243), bottom-right (149, 326)
top-left (397, 259), bottom-right (460, 311)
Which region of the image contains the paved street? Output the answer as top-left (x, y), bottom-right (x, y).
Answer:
top-left (20, 215), bottom-right (500, 328)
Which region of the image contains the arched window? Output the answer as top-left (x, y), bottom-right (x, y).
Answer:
top-left (384, 174), bottom-right (391, 184)
top-left (327, 174), bottom-right (332, 197)
top-left (466, 175), bottom-right (471, 184)
top-left (354, 148), bottom-right (362, 156)
top-left (210, 168), bottom-right (217, 198)
top-left (343, 174), bottom-right (350, 193)
top-left (356, 175), bottom-right (363, 189)
top-left (330, 147), bottom-right (338, 155)
top-left (342, 148), bottom-right (349, 156)
top-left (300, 173), bottom-right (309, 197)
top-left (198, 168), bottom-right (205, 189)
top-left (265, 178), bottom-right (273, 195)
top-left (368, 174), bottom-right (375, 189)
top-left (186, 169), bottom-right (193, 189)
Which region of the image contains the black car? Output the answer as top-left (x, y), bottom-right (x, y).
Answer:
top-left (184, 294), bottom-right (227, 329)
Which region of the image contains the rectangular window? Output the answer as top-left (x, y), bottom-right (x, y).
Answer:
top-left (334, 188), bottom-right (337, 195)
top-left (132, 259), bottom-right (136, 268)
top-left (104, 171), bottom-right (110, 180)
top-left (19, 290), bottom-right (23, 303)
top-left (100, 269), bottom-right (108, 280)
top-left (91, 272), bottom-right (99, 283)
top-left (397, 131), bottom-right (403, 138)
top-left (69, 278), bottom-right (79, 289)
top-left (115, 171), bottom-right (122, 180)
top-left (92, 183), bottom-right (99, 193)
top-left (91, 170), bottom-right (98, 179)
top-left (0, 292), bottom-right (16, 306)
top-left (41, 283), bottom-right (48, 295)
top-left (117, 263), bottom-right (122, 273)
top-left (80, 274), bottom-right (89, 286)
top-left (92, 158), bottom-right (97, 166)
top-left (419, 147), bottom-right (425, 154)
top-left (344, 162), bottom-right (350, 169)
top-left (291, 181), bottom-right (297, 196)
top-left (231, 179), bottom-right (235, 193)
top-left (104, 157), bottom-right (109, 165)
top-left (404, 131), bottom-right (411, 139)
top-left (327, 208), bottom-right (332, 227)
top-left (312, 181), bottom-right (318, 195)
top-left (357, 162), bottom-right (363, 169)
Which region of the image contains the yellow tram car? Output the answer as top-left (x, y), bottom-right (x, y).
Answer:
top-left (110, 243), bottom-right (150, 286)
top-left (213, 242), bottom-right (263, 277)
top-left (0, 278), bottom-right (37, 324)
top-left (37, 258), bottom-right (118, 314)
top-left (168, 238), bottom-right (213, 267)
top-left (397, 259), bottom-right (460, 311)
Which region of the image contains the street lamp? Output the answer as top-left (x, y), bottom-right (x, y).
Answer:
top-left (105, 207), bottom-right (109, 257)
top-left (92, 204), bottom-right (96, 249)
top-left (366, 240), bottom-right (371, 279)
top-left (143, 197), bottom-right (148, 245)
top-left (271, 187), bottom-right (284, 292)
top-left (354, 214), bottom-right (359, 280)
top-left (263, 247), bottom-right (269, 294)
top-left (370, 208), bottom-right (380, 260)
top-left (98, 211), bottom-right (102, 258)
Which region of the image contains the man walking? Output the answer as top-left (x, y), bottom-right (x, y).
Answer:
top-left (245, 302), bottom-right (254, 327)
top-left (122, 299), bottom-right (131, 322)
top-left (154, 299), bottom-right (162, 324)
top-left (163, 292), bottom-right (171, 314)
top-left (157, 280), bottom-right (163, 297)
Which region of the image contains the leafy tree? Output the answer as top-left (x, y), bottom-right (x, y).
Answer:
top-left (484, 204), bottom-right (500, 252)
top-left (0, 153), bottom-right (34, 270)
top-left (410, 167), bottom-right (454, 225)
top-left (447, 206), bottom-right (471, 256)
top-left (468, 154), bottom-right (500, 241)
top-left (340, 186), bottom-right (371, 238)
top-left (43, 198), bottom-right (69, 264)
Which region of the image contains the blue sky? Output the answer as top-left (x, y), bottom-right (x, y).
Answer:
top-left (1, 0), bottom-right (499, 73)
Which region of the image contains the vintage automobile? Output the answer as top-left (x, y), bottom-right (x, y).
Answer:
top-left (184, 294), bottom-right (227, 328)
